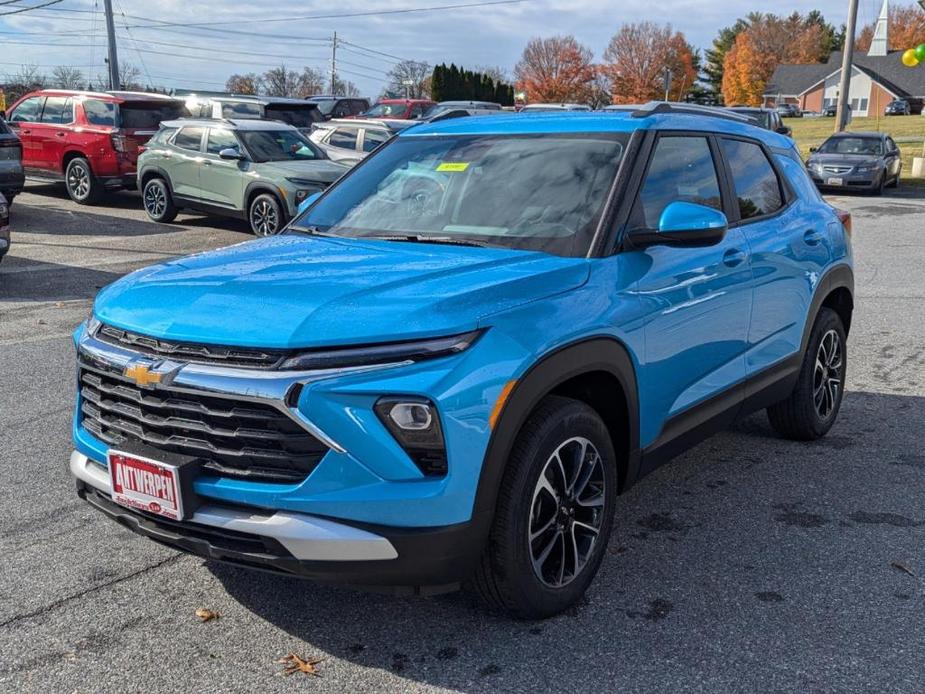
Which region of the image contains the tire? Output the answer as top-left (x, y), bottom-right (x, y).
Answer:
top-left (248, 193), bottom-right (285, 236)
top-left (472, 395), bottom-right (618, 619)
top-left (767, 307), bottom-right (847, 441)
top-left (64, 157), bottom-right (102, 205)
top-left (142, 177), bottom-right (178, 223)
top-left (888, 173), bottom-right (900, 188)
top-left (872, 173), bottom-right (885, 196)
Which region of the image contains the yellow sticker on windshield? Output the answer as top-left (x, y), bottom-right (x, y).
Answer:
top-left (436, 162), bottom-right (470, 172)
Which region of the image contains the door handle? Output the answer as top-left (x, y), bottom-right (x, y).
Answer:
top-left (723, 248), bottom-right (746, 267)
top-left (203, 160), bottom-right (212, 166)
top-left (55, 132), bottom-right (65, 138)
top-left (21, 129), bottom-right (30, 135)
top-left (803, 229), bottom-right (825, 246)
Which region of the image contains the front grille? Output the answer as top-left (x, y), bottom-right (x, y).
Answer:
top-left (822, 165), bottom-right (852, 174)
top-left (94, 323), bottom-right (289, 369)
top-left (78, 365), bottom-right (328, 483)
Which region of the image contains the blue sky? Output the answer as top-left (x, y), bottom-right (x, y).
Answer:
top-left (0, 0), bottom-right (894, 96)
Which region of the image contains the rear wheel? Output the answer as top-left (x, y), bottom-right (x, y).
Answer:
top-left (65, 157), bottom-right (102, 205)
top-left (142, 177), bottom-right (178, 223)
top-left (249, 193), bottom-right (285, 236)
top-left (767, 307), bottom-right (847, 440)
top-left (472, 396), bottom-right (617, 619)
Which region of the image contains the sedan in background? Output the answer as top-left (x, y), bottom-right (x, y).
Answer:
top-left (776, 103), bottom-right (802, 118)
top-left (0, 118), bottom-right (24, 204)
top-left (806, 131), bottom-right (901, 194)
top-left (309, 118), bottom-right (415, 165)
top-left (0, 192), bottom-right (9, 265)
top-left (885, 99), bottom-right (911, 116)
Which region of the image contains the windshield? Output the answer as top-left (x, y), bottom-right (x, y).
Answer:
top-left (266, 104), bottom-right (322, 127)
top-left (290, 133), bottom-right (627, 257)
top-left (364, 102), bottom-right (407, 117)
top-left (733, 110), bottom-right (770, 129)
top-left (120, 102), bottom-right (187, 129)
top-left (238, 130), bottom-right (323, 162)
top-left (310, 99), bottom-right (336, 115)
top-left (818, 137), bottom-right (883, 155)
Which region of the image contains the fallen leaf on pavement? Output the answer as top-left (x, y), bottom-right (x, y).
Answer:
top-left (277, 653), bottom-right (324, 677)
top-left (891, 560), bottom-right (915, 577)
top-left (195, 608), bottom-right (220, 622)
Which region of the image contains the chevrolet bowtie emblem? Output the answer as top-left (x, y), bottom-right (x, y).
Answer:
top-left (124, 363), bottom-right (162, 388)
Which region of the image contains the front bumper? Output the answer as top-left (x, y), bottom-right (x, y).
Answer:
top-left (809, 171), bottom-right (883, 190)
top-left (72, 450), bottom-right (481, 591)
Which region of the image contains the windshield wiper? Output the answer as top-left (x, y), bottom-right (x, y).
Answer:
top-left (288, 225), bottom-right (338, 237)
top-left (361, 234), bottom-right (490, 248)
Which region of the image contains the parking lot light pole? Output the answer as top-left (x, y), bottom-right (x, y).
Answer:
top-left (835, 0), bottom-right (859, 132)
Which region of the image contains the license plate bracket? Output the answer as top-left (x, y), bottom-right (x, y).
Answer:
top-left (108, 443), bottom-right (202, 521)
top-left (826, 177), bottom-right (844, 186)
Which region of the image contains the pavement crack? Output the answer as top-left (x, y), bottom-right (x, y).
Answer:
top-left (0, 554), bottom-right (182, 630)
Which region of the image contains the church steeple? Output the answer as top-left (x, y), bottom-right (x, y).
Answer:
top-left (869, 0), bottom-right (889, 57)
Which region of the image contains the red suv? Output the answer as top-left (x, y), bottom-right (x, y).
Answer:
top-left (6, 90), bottom-right (187, 204)
top-left (358, 98), bottom-right (435, 120)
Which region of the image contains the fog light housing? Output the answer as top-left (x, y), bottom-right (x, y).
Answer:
top-left (374, 397), bottom-right (447, 476)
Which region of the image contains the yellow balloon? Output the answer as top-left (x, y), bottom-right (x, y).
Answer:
top-left (902, 49), bottom-right (919, 67)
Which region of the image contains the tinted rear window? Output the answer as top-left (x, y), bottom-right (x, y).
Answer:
top-left (221, 102), bottom-right (262, 119)
top-left (120, 102), bottom-right (187, 129)
top-left (83, 99), bottom-right (117, 126)
top-left (265, 104), bottom-right (322, 128)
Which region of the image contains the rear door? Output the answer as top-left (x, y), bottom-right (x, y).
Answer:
top-left (359, 126), bottom-right (389, 154)
top-left (32, 96), bottom-right (73, 173)
top-left (167, 126), bottom-right (206, 200)
top-left (200, 128), bottom-right (245, 210)
top-left (118, 101), bottom-right (187, 168)
top-left (627, 133), bottom-right (753, 443)
top-left (6, 96), bottom-right (45, 171)
top-left (718, 137), bottom-right (831, 378)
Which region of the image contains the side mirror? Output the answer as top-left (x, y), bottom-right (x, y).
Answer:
top-left (630, 201), bottom-right (728, 248)
top-left (809, 146), bottom-right (818, 153)
top-left (218, 147), bottom-right (244, 161)
top-left (776, 126), bottom-right (792, 136)
top-left (297, 191), bottom-right (322, 215)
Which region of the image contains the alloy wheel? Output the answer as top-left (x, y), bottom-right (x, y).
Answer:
top-left (144, 183), bottom-right (166, 218)
top-left (813, 329), bottom-right (843, 420)
top-left (67, 163), bottom-right (90, 200)
top-left (251, 199), bottom-right (279, 235)
top-left (528, 436), bottom-right (606, 588)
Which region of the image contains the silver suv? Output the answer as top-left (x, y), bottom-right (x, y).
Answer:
top-left (137, 118), bottom-right (348, 235)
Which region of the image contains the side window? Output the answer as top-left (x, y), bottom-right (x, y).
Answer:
top-left (328, 128), bottom-right (358, 150)
top-left (333, 101), bottom-right (351, 118)
top-left (887, 137), bottom-right (898, 153)
top-left (721, 139), bottom-right (784, 221)
top-left (9, 96), bottom-right (44, 123)
top-left (631, 136), bottom-right (722, 229)
top-left (350, 100), bottom-right (368, 115)
top-left (40, 97), bottom-right (73, 124)
top-left (83, 99), bottom-right (117, 126)
top-left (361, 128), bottom-right (388, 152)
top-left (221, 102), bottom-right (261, 119)
top-left (172, 127), bottom-right (204, 152)
top-left (206, 128), bottom-right (239, 154)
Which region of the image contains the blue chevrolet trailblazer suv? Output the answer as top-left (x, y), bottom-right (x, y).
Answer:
top-left (71, 103), bottom-right (853, 618)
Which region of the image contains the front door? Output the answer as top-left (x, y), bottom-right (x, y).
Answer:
top-left (625, 134), bottom-right (753, 448)
top-left (31, 96), bottom-right (73, 173)
top-left (6, 95), bottom-right (45, 172)
top-left (200, 128), bottom-right (245, 210)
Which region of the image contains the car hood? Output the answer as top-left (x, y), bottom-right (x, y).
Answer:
top-left (257, 159), bottom-right (349, 182)
top-left (94, 235), bottom-right (590, 349)
top-left (808, 153), bottom-right (882, 165)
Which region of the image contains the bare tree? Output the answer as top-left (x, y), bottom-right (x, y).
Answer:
top-left (226, 73), bottom-right (262, 95)
top-left (262, 65), bottom-right (302, 97)
top-left (475, 64), bottom-right (510, 84)
top-left (386, 60), bottom-right (431, 99)
top-left (331, 76), bottom-right (361, 97)
top-left (3, 64), bottom-right (47, 103)
top-left (52, 65), bottom-right (84, 89)
top-left (96, 62), bottom-right (143, 91)
top-left (297, 67), bottom-right (326, 97)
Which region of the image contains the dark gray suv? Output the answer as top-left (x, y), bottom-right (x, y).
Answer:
top-left (0, 118), bottom-right (24, 204)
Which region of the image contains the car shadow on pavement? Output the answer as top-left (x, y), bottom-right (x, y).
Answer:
top-left (208, 389), bottom-right (925, 690)
top-left (0, 257), bottom-right (124, 302)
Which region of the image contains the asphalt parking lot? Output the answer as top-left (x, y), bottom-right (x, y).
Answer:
top-left (2, 182), bottom-right (925, 693)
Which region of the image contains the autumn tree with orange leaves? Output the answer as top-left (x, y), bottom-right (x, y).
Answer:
top-left (857, 3), bottom-right (925, 51)
top-left (722, 13), bottom-right (830, 105)
top-left (600, 22), bottom-right (697, 104)
top-left (514, 35), bottom-right (597, 103)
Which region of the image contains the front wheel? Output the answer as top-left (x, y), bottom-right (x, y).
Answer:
top-left (767, 307), bottom-right (847, 440)
top-left (472, 396), bottom-right (617, 619)
top-left (249, 193), bottom-right (285, 236)
top-left (65, 157), bottom-right (102, 205)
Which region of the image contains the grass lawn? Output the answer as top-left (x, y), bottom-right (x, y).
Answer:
top-left (788, 115), bottom-right (925, 182)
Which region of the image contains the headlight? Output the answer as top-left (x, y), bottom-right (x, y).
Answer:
top-left (277, 330), bottom-right (483, 371)
top-left (86, 310), bottom-right (101, 336)
top-left (855, 165), bottom-right (879, 174)
top-left (285, 179), bottom-right (325, 203)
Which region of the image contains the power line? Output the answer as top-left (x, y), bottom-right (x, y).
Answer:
top-left (0, 0), bottom-right (63, 16)
top-left (116, 0), bottom-right (528, 30)
top-left (338, 40), bottom-right (413, 64)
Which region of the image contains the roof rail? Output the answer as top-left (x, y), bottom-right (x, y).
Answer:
top-left (630, 101), bottom-right (755, 124)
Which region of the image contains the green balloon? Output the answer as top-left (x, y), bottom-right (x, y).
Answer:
top-left (915, 43), bottom-right (925, 61)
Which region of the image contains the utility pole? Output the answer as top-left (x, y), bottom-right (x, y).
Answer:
top-left (103, 0), bottom-right (120, 90)
top-left (330, 31), bottom-right (337, 95)
top-left (663, 67), bottom-right (672, 102)
top-left (835, 0), bottom-right (859, 132)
